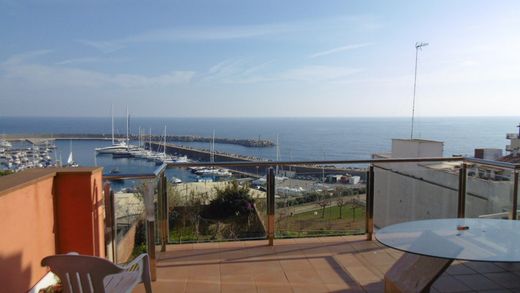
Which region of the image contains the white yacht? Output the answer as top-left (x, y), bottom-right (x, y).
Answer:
top-left (95, 105), bottom-right (135, 154)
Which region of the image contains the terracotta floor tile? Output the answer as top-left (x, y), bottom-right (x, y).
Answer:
top-left (250, 260), bottom-right (284, 274)
top-left (495, 262), bottom-right (520, 272)
top-left (325, 283), bottom-right (364, 293)
top-left (343, 266), bottom-right (380, 286)
top-left (284, 269), bottom-right (325, 284)
top-left (290, 283), bottom-right (330, 293)
top-left (447, 262), bottom-right (477, 276)
top-left (464, 262), bottom-right (505, 274)
top-left (253, 271), bottom-right (289, 284)
top-left (316, 266), bottom-right (357, 286)
top-left (308, 257), bottom-right (342, 270)
top-left (256, 283), bottom-right (294, 293)
top-left (150, 237), bottom-right (520, 293)
top-left (185, 280), bottom-right (221, 293)
top-left (454, 274), bottom-right (503, 291)
top-left (221, 273), bottom-right (255, 284)
top-left (485, 272), bottom-right (520, 289)
top-left (133, 280), bottom-right (187, 293)
top-left (221, 263), bottom-right (256, 275)
top-left (221, 283), bottom-right (257, 293)
top-left (279, 259), bottom-right (314, 271)
top-left (432, 275), bottom-right (473, 292)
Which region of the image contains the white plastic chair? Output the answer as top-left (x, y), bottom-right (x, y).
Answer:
top-left (41, 252), bottom-right (152, 293)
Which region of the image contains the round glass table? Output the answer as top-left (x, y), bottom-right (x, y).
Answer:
top-left (376, 218), bottom-right (520, 262)
top-left (375, 218), bottom-right (520, 292)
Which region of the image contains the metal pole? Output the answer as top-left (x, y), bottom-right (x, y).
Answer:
top-left (103, 182), bottom-right (116, 262)
top-left (160, 173), bottom-right (168, 251)
top-left (366, 165), bottom-right (374, 241)
top-left (144, 182), bottom-right (156, 281)
top-left (411, 42), bottom-right (428, 140)
top-left (457, 164), bottom-right (467, 218)
top-left (267, 167), bottom-right (275, 246)
top-left (511, 170), bottom-right (519, 220)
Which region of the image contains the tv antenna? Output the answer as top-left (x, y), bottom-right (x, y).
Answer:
top-left (410, 41), bottom-right (428, 139)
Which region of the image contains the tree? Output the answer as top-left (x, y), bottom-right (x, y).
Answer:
top-left (336, 197), bottom-right (346, 219)
top-left (350, 198), bottom-right (363, 222)
top-left (316, 195), bottom-right (331, 218)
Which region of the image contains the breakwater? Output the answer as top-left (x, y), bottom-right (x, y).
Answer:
top-left (5, 133), bottom-right (274, 148)
top-left (149, 142), bottom-right (367, 179)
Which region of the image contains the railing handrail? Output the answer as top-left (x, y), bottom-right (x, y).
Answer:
top-left (101, 156), bottom-right (520, 180)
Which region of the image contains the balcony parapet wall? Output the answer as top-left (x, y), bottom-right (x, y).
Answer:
top-left (0, 167), bottom-right (103, 293)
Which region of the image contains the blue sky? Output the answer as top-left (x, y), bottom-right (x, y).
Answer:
top-left (0, 0), bottom-right (519, 117)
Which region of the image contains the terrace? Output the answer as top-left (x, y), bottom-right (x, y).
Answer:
top-left (2, 140), bottom-right (520, 292)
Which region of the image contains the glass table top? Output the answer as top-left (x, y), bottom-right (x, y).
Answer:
top-left (375, 218), bottom-right (520, 262)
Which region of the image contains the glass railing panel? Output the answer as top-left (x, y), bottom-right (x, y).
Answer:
top-left (273, 163), bottom-right (367, 238)
top-left (465, 164), bottom-right (515, 219)
top-left (166, 165), bottom-right (267, 243)
top-left (106, 177), bottom-right (158, 264)
top-left (373, 160), bottom-right (462, 228)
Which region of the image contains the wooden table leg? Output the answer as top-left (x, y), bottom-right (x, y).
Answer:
top-left (385, 253), bottom-right (453, 293)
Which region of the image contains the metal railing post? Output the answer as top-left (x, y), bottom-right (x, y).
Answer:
top-left (267, 167), bottom-right (275, 246)
top-left (366, 165), bottom-right (374, 241)
top-left (158, 172), bottom-right (168, 252)
top-left (512, 170), bottom-right (519, 220)
top-left (144, 182), bottom-right (157, 281)
top-left (457, 164), bottom-right (467, 218)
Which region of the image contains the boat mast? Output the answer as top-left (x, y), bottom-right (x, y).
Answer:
top-left (275, 134), bottom-right (280, 175)
top-left (163, 126), bottom-right (167, 155)
top-left (111, 104), bottom-right (115, 145)
top-left (149, 128), bottom-right (152, 151)
top-left (126, 106), bottom-right (129, 150)
top-left (138, 126), bottom-right (141, 149)
top-left (210, 130), bottom-right (215, 163)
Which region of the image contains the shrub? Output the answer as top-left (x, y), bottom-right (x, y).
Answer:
top-left (202, 181), bottom-right (254, 220)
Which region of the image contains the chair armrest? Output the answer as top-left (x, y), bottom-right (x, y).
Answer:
top-left (120, 253), bottom-right (148, 271)
top-left (119, 253), bottom-right (152, 287)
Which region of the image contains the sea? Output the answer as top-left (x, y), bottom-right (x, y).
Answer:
top-left (1, 116), bottom-right (519, 183)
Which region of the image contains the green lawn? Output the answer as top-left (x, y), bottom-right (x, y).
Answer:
top-left (275, 204), bottom-right (365, 238)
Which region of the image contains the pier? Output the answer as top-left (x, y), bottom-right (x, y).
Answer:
top-left (5, 133), bottom-right (275, 148)
top-left (149, 142), bottom-right (367, 179)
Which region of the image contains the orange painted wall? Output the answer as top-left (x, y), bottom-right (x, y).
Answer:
top-left (54, 169), bottom-right (105, 257)
top-left (0, 175), bottom-right (56, 293)
top-left (0, 167), bottom-right (104, 292)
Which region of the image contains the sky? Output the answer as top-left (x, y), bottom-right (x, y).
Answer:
top-left (0, 0), bottom-right (519, 117)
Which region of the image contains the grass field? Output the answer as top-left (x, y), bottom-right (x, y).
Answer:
top-left (275, 204), bottom-right (365, 238)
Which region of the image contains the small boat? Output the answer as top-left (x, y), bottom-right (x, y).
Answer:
top-left (170, 176), bottom-right (182, 184)
top-left (66, 141), bottom-right (79, 167)
top-left (66, 152), bottom-right (79, 167)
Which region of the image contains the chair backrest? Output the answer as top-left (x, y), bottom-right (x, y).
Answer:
top-left (41, 254), bottom-right (124, 293)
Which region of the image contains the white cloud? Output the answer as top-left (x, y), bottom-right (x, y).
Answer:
top-left (78, 23), bottom-right (298, 53)
top-left (202, 59), bottom-right (274, 83)
top-left (308, 43), bottom-right (373, 58)
top-left (78, 16), bottom-right (382, 53)
top-left (0, 53), bottom-right (194, 88)
top-left (279, 65), bottom-right (362, 82)
top-left (55, 56), bottom-right (126, 65)
top-left (1, 49), bottom-right (53, 65)
top-left (76, 39), bottom-right (126, 54)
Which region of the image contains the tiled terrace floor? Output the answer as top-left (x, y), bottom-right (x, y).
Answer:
top-left (135, 235), bottom-right (520, 293)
